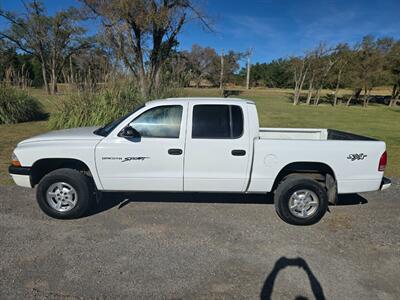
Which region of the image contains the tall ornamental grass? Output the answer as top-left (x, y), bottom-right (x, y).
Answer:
top-left (49, 82), bottom-right (178, 129)
top-left (0, 86), bottom-right (46, 124)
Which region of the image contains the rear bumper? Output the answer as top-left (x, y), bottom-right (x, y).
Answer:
top-left (8, 165), bottom-right (32, 188)
top-left (380, 177), bottom-right (391, 190)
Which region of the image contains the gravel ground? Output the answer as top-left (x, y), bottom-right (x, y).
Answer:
top-left (0, 179), bottom-right (399, 299)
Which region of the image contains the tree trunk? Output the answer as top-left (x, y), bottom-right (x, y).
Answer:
top-left (154, 66), bottom-right (162, 91)
top-left (296, 72), bottom-right (307, 104)
top-left (51, 66), bottom-right (58, 95)
top-left (293, 73), bottom-right (300, 105)
top-left (363, 88), bottom-right (371, 108)
top-left (315, 88), bottom-right (321, 105)
top-left (389, 99), bottom-right (399, 106)
top-left (69, 55), bottom-right (74, 84)
top-left (139, 72), bottom-right (148, 99)
top-left (293, 84), bottom-right (299, 105)
top-left (41, 62), bottom-right (50, 94)
top-left (306, 88), bottom-right (313, 105)
top-left (62, 69), bottom-right (68, 84)
top-left (348, 88), bottom-right (362, 106)
top-left (333, 69), bottom-right (342, 106)
top-left (389, 83), bottom-right (399, 107)
top-left (346, 95), bottom-right (353, 106)
top-left (306, 76), bottom-right (314, 105)
top-left (293, 60), bottom-right (308, 105)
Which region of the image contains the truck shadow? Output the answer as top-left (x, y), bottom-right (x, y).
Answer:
top-left (88, 192), bottom-right (368, 217)
top-left (260, 256), bottom-right (326, 300)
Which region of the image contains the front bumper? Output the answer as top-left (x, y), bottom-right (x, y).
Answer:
top-left (8, 165), bottom-right (32, 188)
top-left (9, 165), bottom-right (31, 176)
top-left (380, 177), bottom-right (391, 190)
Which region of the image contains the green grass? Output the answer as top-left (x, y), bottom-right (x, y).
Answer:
top-left (0, 87), bottom-right (398, 185)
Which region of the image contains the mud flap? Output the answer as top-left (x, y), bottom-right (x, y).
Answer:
top-left (326, 173), bottom-right (337, 205)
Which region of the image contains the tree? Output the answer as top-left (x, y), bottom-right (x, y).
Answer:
top-left (291, 56), bottom-right (310, 105)
top-left (66, 46), bottom-right (114, 90)
top-left (163, 50), bottom-right (193, 88)
top-left (303, 44), bottom-right (338, 105)
top-left (0, 39), bottom-right (17, 83)
top-left (351, 36), bottom-right (384, 107)
top-left (239, 59), bottom-right (292, 88)
top-left (0, 1), bottom-right (92, 94)
top-left (82, 0), bottom-right (210, 98)
top-left (384, 41), bottom-right (400, 106)
top-left (209, 50), bottom-right (242, 87)
top-left (0, 39), bottom-right (43, 87)
top-left (184, 44), bottom-right (218, 87)
top-left (328, 44), bottom-right (352, 106)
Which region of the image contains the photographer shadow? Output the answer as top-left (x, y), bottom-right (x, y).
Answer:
top-left (260, 257), bottom-right (325, 300)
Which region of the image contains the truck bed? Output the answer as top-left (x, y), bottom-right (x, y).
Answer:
top-left (259, 128), bottom-right (376, 141)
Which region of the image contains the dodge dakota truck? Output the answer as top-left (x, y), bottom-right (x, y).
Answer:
top-left (9, 98), bottom-right (391, 225)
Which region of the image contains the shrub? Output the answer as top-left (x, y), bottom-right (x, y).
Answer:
top-left (49, 81), bottom-right (178, 130)
top-left (0, 86), bottom-right (46, 124)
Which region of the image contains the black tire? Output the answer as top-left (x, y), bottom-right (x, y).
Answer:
top-left (36, 168), bottom-right (93, 219)
top-left (274, 175), bottom-right (328, 225)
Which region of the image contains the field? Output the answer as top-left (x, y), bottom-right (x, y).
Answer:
top-left (0, 87), bottom-right (398, 184)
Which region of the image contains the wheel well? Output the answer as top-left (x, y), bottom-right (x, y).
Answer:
top-left (30, 158), bottom-right (91, 187)
top-left (272, 162), bottom-right (336, 192)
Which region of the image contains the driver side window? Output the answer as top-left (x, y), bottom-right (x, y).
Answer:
top-left (129, 105), bottom-right (183, 138)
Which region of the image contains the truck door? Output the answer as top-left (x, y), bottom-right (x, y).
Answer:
top-left (184, 103), bottom-right (251, 192)
top-left (95, 103), bottom-right (187, 191)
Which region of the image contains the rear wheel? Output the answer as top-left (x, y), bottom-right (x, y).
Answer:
top-left (36, 168), bottom-right (93, 219)
top-left (274, 175), bottom-right (328, 225)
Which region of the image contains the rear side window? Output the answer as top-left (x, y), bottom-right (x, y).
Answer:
top-left (192, 105), bottom-right (244, 139)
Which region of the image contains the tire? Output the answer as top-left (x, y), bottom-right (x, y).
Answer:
top-left (36, 168), bottom-right (93, 219)
top-left (274, 175), bottom-right (328, 225)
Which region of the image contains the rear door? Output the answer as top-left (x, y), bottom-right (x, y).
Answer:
top-left (183, 102), bottom-right (251, 192)
top-left (95, 103), bottom-right (187, 191)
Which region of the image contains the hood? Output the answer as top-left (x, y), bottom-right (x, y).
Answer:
top-left (19, 126), bottom-right (103, 145)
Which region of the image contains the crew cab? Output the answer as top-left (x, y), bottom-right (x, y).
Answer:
top-left (9, 98), bottom-right (391, 225)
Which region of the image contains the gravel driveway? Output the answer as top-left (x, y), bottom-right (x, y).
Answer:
top-left (1, 180), bottom-right (399, 299)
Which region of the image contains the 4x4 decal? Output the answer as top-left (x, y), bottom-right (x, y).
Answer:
top-left (347, 153), bottom-right (367, 161)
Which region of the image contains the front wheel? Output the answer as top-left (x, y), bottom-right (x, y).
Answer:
top-left (274, 175), bottom-right (328, 225)
top-left (36, 168), bottom-right (93, 219)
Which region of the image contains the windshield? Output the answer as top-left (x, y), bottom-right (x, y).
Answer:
top-left (94, 105), bottom-right (145, 137)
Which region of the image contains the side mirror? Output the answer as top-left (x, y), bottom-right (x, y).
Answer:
top-left (119, 126), bottom-right (141, 138)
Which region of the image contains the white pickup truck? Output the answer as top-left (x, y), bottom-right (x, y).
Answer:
top-left (9, 98), bottom-right (391, 225)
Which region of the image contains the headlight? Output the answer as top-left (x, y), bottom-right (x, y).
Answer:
top-left (11, 152), bottom-right (21, 167)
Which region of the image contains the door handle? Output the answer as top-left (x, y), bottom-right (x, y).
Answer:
top-left (231, 149), bottom-right (246, 156)
top-left (168, 148), bottom-right (183, 155)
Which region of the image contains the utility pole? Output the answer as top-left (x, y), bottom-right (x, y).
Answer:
top-left (219, 48), bottom-right (224, 90)
top-left (246, 48), bottom-right (252, 90)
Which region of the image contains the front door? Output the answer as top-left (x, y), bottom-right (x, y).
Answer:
top-left (96, 103), bottom-right (187, 191)
top-left (183, 103), bottom-right (251, 192)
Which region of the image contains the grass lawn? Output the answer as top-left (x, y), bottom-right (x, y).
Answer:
top-left (0, 87), bottom-right (398, 185)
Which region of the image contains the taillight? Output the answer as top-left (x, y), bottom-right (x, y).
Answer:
top-left (378, 151), bottom-right (387, 172)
